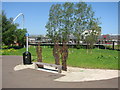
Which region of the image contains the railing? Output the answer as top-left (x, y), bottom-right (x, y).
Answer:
top-left (28, 42), bottom-right (114, 46)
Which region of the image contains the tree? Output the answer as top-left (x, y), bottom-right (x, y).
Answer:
top-left (59, 2), bottom-right (74, 71)
top-left (15, 29), bottom-right (27, 47)
top-left (84, 19), bottom-right (101, 53)
top-left (2, 11), bottom-right (17, 45)
top-left (46, 2), bottom-right (101, 70)
top-left (2, 11), bottom-right (27, 47)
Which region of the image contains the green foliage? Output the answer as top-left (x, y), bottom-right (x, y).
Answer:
top-left (74, 2), bottom-right (91, 42)
top-left (15, 29), bottom-right (27, 46)
top-left (2, 48), bottom-right (17, 55)
top-left (2, 45), bottom-right (9, 49)
top-left (46, 2), bottom-right (101, 43)
top-left (46, 2), bottom-right (75, 42)
top-left (46, 4), bottom-right (62, 42)
top-left (76, 45), bottom-right (85, 49)
top-left (61, 2), bottom-right (74, 41)
top-left (84, 17), bottom-right (101, 52)
top-left (85, 34), bottom-right (97, 49)
top-left (2, 11), bottom-right (16, 45)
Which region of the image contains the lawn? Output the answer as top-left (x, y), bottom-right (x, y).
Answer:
top-left (1, 46), bottom-right (119, 70)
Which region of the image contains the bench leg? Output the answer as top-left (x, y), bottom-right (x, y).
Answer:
top-left (58, 68), bottom-right (62, 73)
top-left (36, 64), bottom-right (44, 68)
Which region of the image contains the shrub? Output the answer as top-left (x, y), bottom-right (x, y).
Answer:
top-left (2, 48), bottom-right (17, 55)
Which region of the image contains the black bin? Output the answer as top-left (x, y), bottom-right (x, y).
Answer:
top-left (23, 51), bottom-right (32, 65)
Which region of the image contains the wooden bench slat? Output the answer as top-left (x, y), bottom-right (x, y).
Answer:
top-left (35, 62), bottom-right (62, 73)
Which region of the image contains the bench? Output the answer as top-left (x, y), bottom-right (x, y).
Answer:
top-left (35, 62), bottom-right (62, 73)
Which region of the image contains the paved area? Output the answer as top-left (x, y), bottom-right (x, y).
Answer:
top-left (14, 62), bottom-right (119, 82)
top-left (2, 55), bottom-right (119, 88)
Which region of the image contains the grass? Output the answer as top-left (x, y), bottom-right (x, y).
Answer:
top-left (1, 46), bottom-right (119, 70)
top-left (68, 48), bottom-right (119, 69)
top-left (104, 45), bottom-right (120, 50)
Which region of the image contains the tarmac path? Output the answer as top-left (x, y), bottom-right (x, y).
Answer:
top-left (2, 55), bottom-right (119, 88)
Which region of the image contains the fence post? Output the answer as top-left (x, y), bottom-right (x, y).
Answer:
top-left (112, 41), bottom-right (115, 50)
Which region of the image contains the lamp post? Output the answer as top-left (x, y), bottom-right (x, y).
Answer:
top-left (12, 13), bottom-right (32, 65)
top-left (25, 33), bottom-right (29, 52)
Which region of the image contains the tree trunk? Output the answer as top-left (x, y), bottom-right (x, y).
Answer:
top-left (86, 43), bottom-right (89, 54)
top-left (53, 41), bottom-right (60, 69)
top-left (61, 41), bottom-right (68, 71)
top-left (36, 42), bottom-right (43, 68)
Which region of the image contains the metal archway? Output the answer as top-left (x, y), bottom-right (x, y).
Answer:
top-left (12, 13), bottom-right (24, 29)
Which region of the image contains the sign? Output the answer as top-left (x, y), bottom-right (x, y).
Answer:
top-left (25, 33), bottom-right (29, 37)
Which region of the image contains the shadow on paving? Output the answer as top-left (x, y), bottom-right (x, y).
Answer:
top-left (2, 55), bottom-right (119, 88)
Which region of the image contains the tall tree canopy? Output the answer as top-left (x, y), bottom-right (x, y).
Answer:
top-left (46, 2), bottom-right (101, 43)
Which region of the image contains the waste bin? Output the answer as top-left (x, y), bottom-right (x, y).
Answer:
top-left (23, 51), bottom-right (32, 65)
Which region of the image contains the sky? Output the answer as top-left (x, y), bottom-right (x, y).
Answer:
top-left (2, 2), bottom-right (118, 35)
